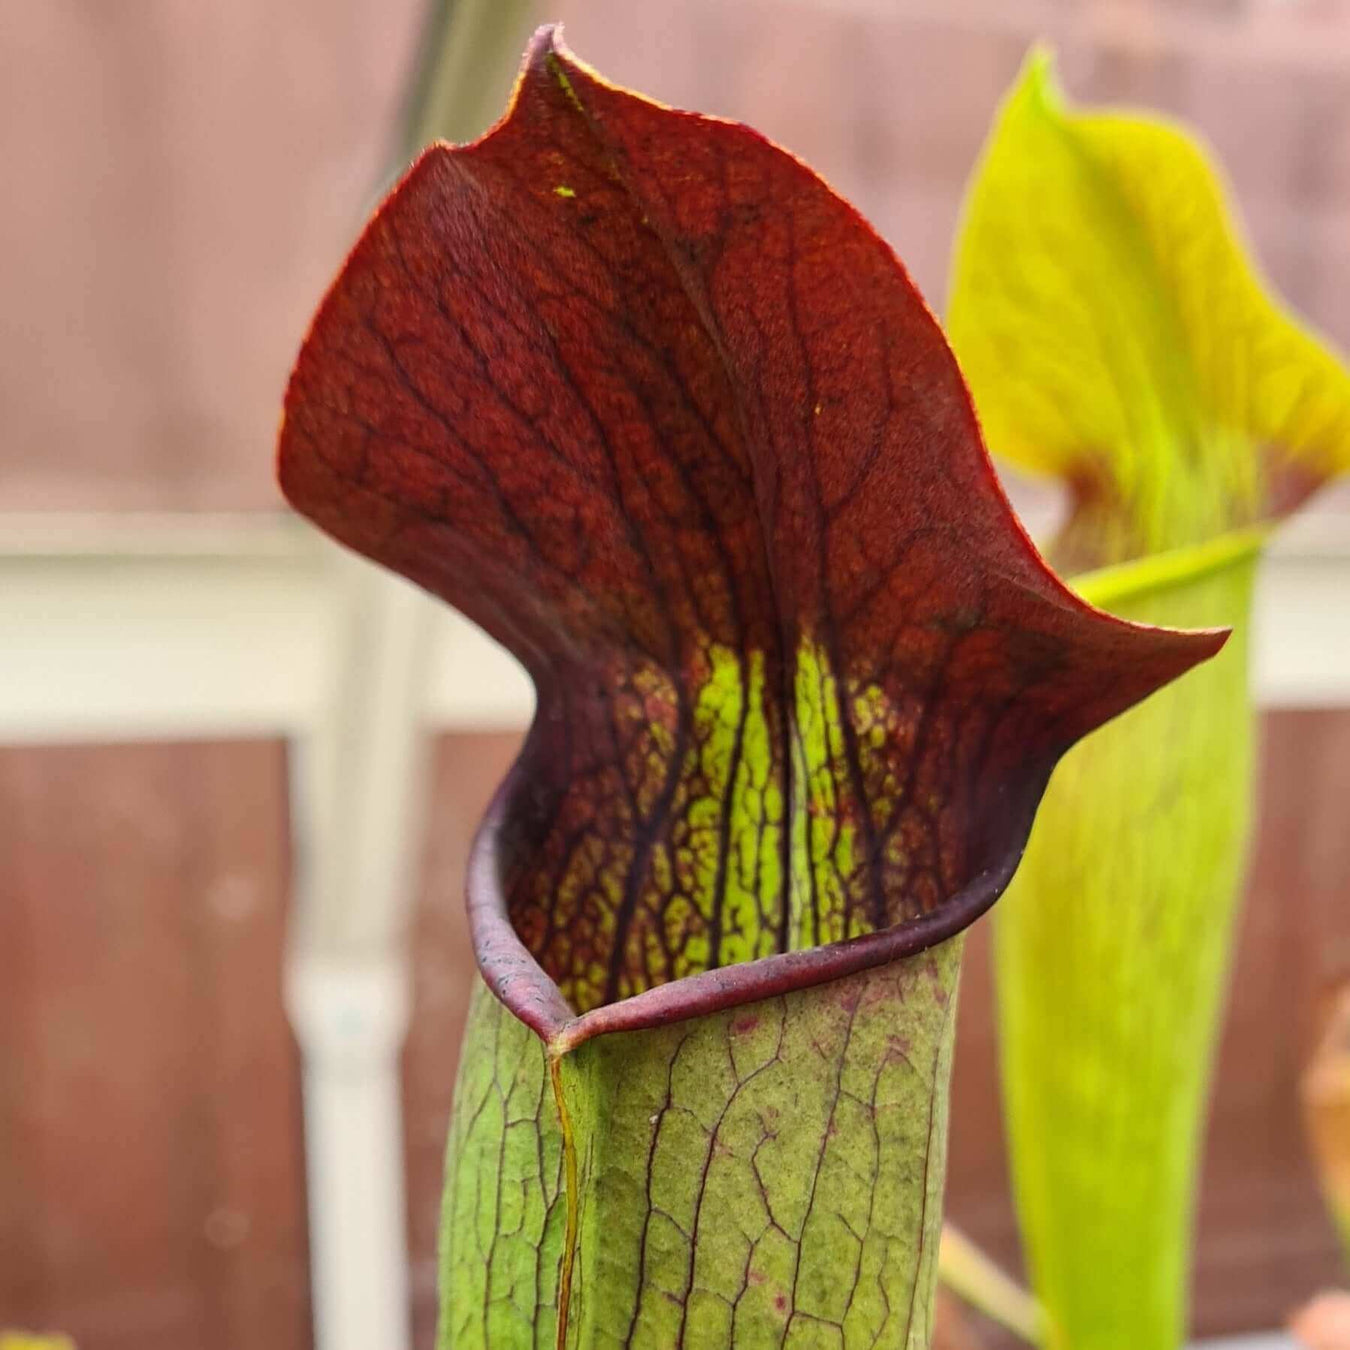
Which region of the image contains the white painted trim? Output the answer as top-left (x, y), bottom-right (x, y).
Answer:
top-left (424, 605), bottom-right (535, 731)
top-left (2, 513), bottom-right (1344, 747)
top-left (286, 955), bottom-right (414, 1350)
top-left (282, 554), bottom-right (432, 1350)
top-left (1254, 547), bottom-right (1350, 708)
top-left (289, 554), bottom-right (433, 957)
top-left (0, 546), bottom-right (337, 742)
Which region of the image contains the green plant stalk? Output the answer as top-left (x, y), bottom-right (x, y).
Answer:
top-left (401, 0), bottom-right (539, 154)
top-left (441, 943), bottom-right (963, 1348)
top-left (994, 536), bottom-right (1260, 1350)
top-left (938, 1225), bottom-right (1045, 1345)
top-left (947, 48), bottom-right (1350, 1347)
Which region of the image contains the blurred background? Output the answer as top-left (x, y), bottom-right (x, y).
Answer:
top-left (4, 1), bottom-right (1350, 1347)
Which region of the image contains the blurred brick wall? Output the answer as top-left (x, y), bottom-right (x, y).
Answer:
top-left (0, 0), bottom-right (422, 510)
top-left (5, 0), bottom-right (1350, 511)
top-left (1, 743), bottom-right (309, 1350)
top-left (7, 719), bottom-right (1350, 1347)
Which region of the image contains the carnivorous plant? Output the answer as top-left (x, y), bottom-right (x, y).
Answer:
top-left (948, 51), bottom-right (1350, 1350)
top-left (279, 31), bottom-right (1222, 1348)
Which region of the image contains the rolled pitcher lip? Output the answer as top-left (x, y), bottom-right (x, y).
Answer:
top-left (466, 761), bottom-right (1042, 1057)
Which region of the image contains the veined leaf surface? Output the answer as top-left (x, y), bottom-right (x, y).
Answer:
top-left (996, 537), bottom-right (1259, 1350)
top-left (442, 940), bottom-right (964, 1347)
top-left (278, 28), bottom-right (1222, 1347)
